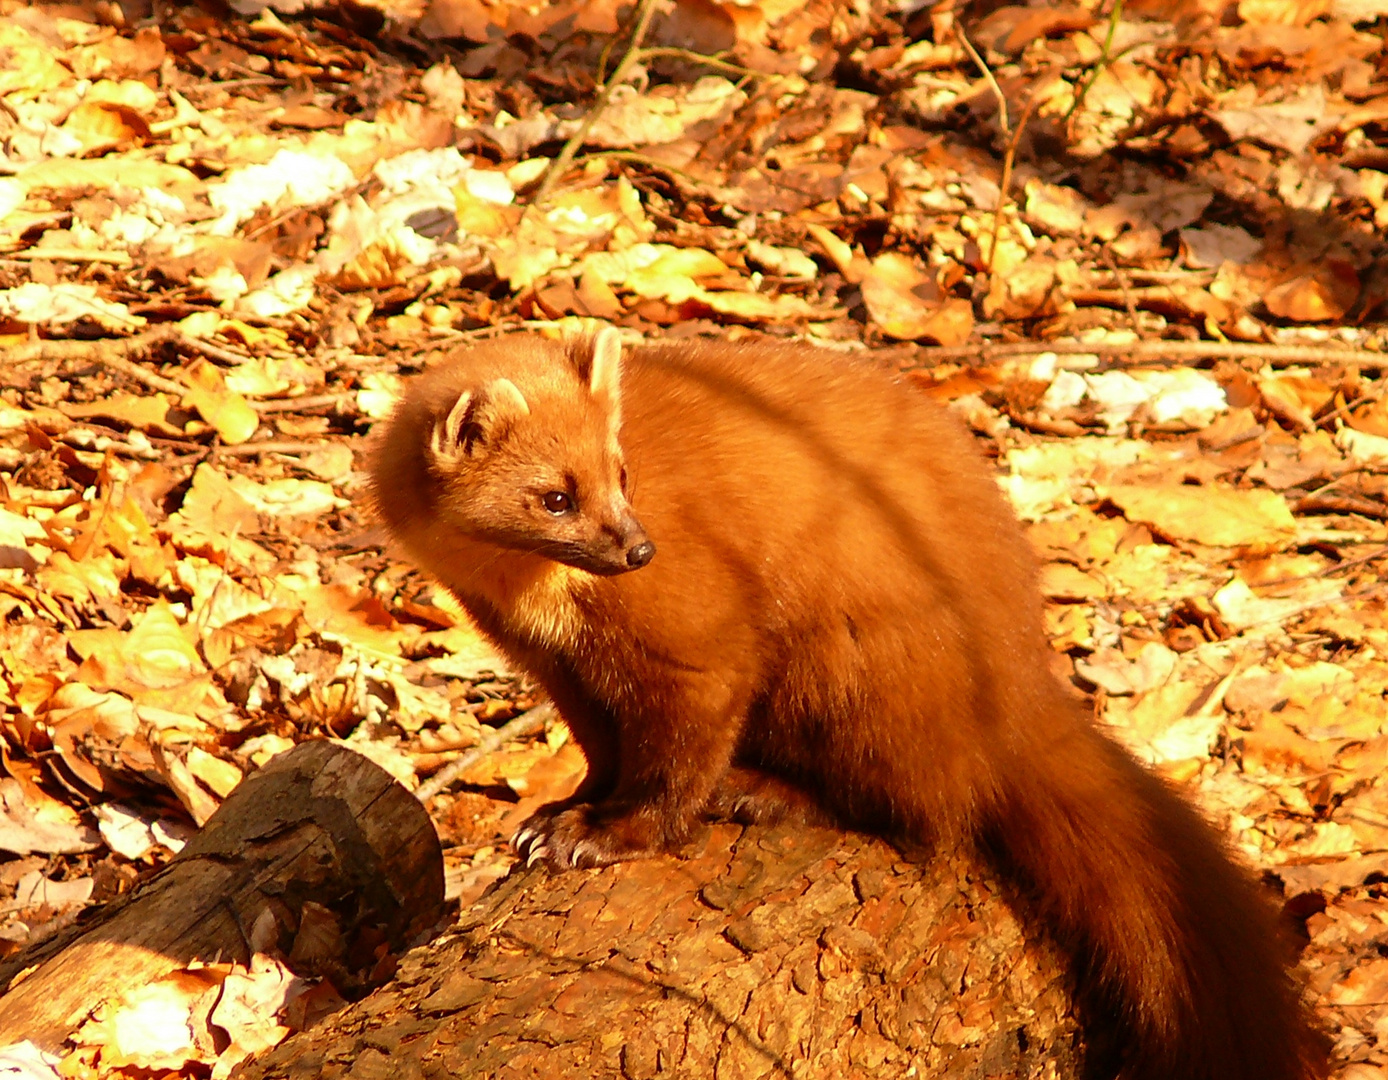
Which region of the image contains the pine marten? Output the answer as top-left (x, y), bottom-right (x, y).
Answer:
top-left (368, 329), bottom-right (1327, 1080)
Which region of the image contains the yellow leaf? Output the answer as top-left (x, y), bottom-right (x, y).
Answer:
top-left (62, 392), bottom-right (183, 436)
top-left (861, 252), bottom-right (971, 342)
top-left (180, 359), bottom-right (259, 445)
top-left (1104, 484), bottom-right (1296, 548)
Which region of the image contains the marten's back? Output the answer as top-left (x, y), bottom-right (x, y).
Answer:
top-left (617, 338), bottom-right (1039, 617)
top-left (593, 340), bottom-right (1062, 832)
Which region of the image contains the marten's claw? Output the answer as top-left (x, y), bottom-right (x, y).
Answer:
top-left (511, 804), bottom-right (666, 870)
top-left (569, 840), bottom-right (604, 868)
top-left (511, 825), bottom-right (539, 856)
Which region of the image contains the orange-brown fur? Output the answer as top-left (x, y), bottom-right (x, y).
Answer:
top-left (369, 332), bottom-right (1327, 1080)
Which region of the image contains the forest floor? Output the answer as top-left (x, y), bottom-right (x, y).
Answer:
top-left (1, 0), bottom-right (1387, 1074)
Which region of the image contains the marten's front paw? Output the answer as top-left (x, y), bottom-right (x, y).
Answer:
top-left (511, 805), bottom-right (670, 870)
top-left (705, 767), bottom-right (836, 827)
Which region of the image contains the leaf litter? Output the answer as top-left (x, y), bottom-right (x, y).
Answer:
top-left (0, 0), bottom-right (1385, 1072)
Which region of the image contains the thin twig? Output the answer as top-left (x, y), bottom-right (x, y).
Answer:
top-left (179, 336), bottom-right (259, 367)
top-left (211, 439), bottom-right (347, 456)
top-left (94, 347), bottom-right (187, 396)
top-left (252, 392), bottom-right (356, 414)
top-left (956, 23), bottom-right (1009, 138)
top-left (634, 47), bottom-right (760, 78)
top-left (526, 0), bottom-right (663, 215)
top-left (1234, 544), bottom-right (1388, 591)
top-left (902, 339), bottom-right (1387, 370)
top-left (1311, 376), bottom-right (1384, 431)
top-left (4, 325), bottom-right (264, 373)
top-left (1100, 248), bottom-right (1143, 336)
top-left (988, 90), bottom-right (1041, 274)
top-left (580, 149), bottom-right (707, 189)
top-left (1067, 0), bottom-right (1126, 127)
top-left (415, 703), bottom-right (555, 803)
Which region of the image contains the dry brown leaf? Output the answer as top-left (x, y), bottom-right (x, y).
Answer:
top-left (66, 602), bottom-right (228, 719)
top-left (1238, 0), bottom-right (1333, 25)
top-left (1044, 604), bottom-right (1093, 651)
top-left (37, 549), bottom-right (123, 605)
top-left (166, 464), bottom-right (274, 570)
top-left (69, 601), bottom-right (205, 693)
top-left (1264, 262), bottom-right (1362, 322)
top-left (203, 607), bottom-right (302, 672)
top-left (1346, 396), bottom-right (1388, 438)
top-left (61, 392), bottom-right (183, 436)
top-left (185, 746), bottom-right (242, 798)
top-left (152, 742), bottom-right (221, 826)
top-left (1103, 484), bottom-right (1297, 548)
top-left (1038, 562), bottom-right (1107, 600)
top-left (1329, 957), bottom-right (1388, 1006)
top-left (61, 99), bottom-right (151, 156)
top-left (1276, 853), bottom-right (1388, 897)
top-left (806, 224), bottom-right (865, 282)
top-left (973, 4), bottom-right (1097, 56)
top-left (76, 969), bottom-right (223, 1070)
top-left (861, 252), bottom-right (971, 342)
top-left (1242, 711), bottom-right (1343, 773)
top-left (983, 256), bottom-right (1061, 321)
top-left (0, 777), bottom-right (99, 855)
top-left (1256, 368), bottom-right (1335, 430)
top-left (215, 954), bottom-right (302, 1047)
top-left (0, 22), bottom-right (73, 97)
top-left (695, 288), bottom-right (832, 322)
top-left (17, 156), bottom-right (202, 198)
top-left (12, 868), bottom-right (94, 910)
top-left (296, 585), bottom-right (405, 659)
top-left (587, 78), bottom-right (745, 149)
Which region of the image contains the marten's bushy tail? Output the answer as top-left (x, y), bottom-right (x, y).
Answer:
top-left (991, 721), bottom-right (1328, 1080)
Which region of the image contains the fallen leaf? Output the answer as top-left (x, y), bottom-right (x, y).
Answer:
top-left (1103, 484), bottom-right (1297, 548)
top-left (76, 970), bottom-right (223, 1070)
top-left (61, 99), bottom-right (151, 156)
top-left (0, 778), bottom-right (100, 855)
top-left (861, 252), bottom-right (972, 343)
top-left (1264, 262), bottom-right (1361, 322)
top-left (11, 869), bottom-right (94, 911)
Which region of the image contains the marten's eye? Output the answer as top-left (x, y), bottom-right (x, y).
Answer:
top-left (541, 491), bottom-right (572, 515)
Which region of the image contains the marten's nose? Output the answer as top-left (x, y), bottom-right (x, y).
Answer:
top-left (626, 540), bottom-right (656, 568)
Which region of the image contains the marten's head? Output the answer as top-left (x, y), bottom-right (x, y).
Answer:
top-left (410, 328), bottom-right (655, 577)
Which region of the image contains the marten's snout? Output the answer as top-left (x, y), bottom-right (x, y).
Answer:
top-left (626, 540), bottom-right (656, 568)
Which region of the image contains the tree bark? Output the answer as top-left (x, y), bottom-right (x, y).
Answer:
top-left (0, 740), bottom-right (444, 1051)
top-left (237, 823), bottom-right (1085, 1080)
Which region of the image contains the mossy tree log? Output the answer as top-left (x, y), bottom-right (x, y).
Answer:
top-left (237, 823), bottom-right (1085, 1080)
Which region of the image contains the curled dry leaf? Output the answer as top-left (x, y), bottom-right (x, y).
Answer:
top-left (60, 100), bottom-right (151, 156)
top-left (0, 777), bottom-right (99, 855)
top-left (75, 969), bottom-right (224, 1071)
top-left (861, 252), bottom-right (973, 344)
top-left (11, 869), bottom-right (94, 912)
top-left (1264, 261), bottom-right (1362, 322)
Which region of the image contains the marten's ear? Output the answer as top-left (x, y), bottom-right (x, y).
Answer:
top-left (430, 379), bottom-right (529, 460)
top-left (485, 377), bottom-right (531, 421)
top-left (589, 327), bottom-right (623, 434)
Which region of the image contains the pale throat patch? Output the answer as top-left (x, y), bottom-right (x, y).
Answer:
top-left (483, 558), bottom-right (594, 650)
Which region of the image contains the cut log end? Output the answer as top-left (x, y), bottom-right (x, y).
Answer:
top-left (0, 740), bottom-right (444, 1051)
